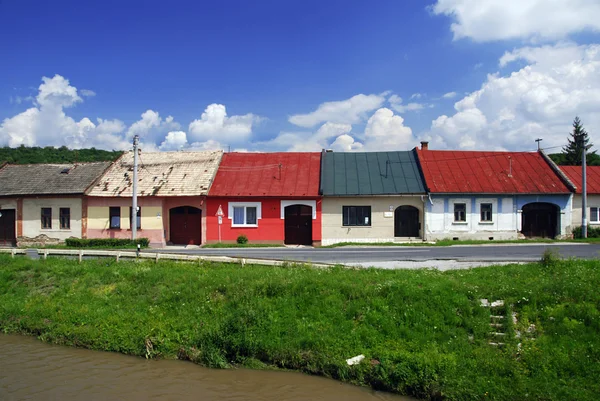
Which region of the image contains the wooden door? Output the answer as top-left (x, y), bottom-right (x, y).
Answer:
top-left (0, 209), bottom-right (16, 246)
top-left (395, 206), bottom-right (420, 237)
top-left (169, 206), bottom-right (202, 245)
top-left (284, 205), bottom-right (312, 245)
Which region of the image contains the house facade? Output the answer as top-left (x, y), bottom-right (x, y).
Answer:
top-left (560, 165), bottom-right (600, 229)
top-left (85, 150), bottom-right (222, 247)
top-left (319, 150), bottom-right (427, 246)
top-left (205, 152), bottom-right (322, 246)
top-left (0, 162), bottom-right (111, 246)
top-left (416, 144), bottom-right (575, 240)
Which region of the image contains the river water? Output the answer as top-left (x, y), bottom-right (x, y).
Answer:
top-left (0, 334), bottom-right (414, 401)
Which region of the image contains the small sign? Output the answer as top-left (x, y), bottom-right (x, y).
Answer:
top-left (216, 205), bottom-right (224, 217)
top-left (384, 211), bottom-right (393, 218)
top-left (218, 215), bottom-right (223, 225)
top-left (389, 205), bottom-right (394, 212)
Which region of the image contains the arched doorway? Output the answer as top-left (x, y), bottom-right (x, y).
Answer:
top-left (521, 203), bottom-right (559, 238)
top-left (395, 206), bottom-right (420, 237)
top-left (0, 209), bottom-right (16, 246)
top-left (284, 205), bottom-right (313, 245)
top-left (169, 206), bottom-right (202, 245)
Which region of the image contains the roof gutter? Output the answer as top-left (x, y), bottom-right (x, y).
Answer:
top-left (539, 149), bottom-right (577, 193)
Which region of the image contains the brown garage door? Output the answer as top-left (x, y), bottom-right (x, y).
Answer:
top-left (284, 205), bottom-right (312, 245)
top-left (0, 209), bottom-right (16, 247)
top-left (169, 206), bottom-right (202, 245)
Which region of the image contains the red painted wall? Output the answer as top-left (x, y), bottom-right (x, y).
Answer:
top-left (206, 197), bottom-right (322, 244)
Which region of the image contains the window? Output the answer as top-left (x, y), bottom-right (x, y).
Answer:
top-left (129, 207), bottom-right (141, 229)
top-left (591, 207), bottom-right (599, 223)
top-left (109, 207), bottom-right (121, 229)
top-left (41, 208), bottom-right (52, 229)
top-left (342, 206), bottom-right (371, 226)
top-left (454, 203), bottom-right (466, 222)
top-left (233, 206), bottom-right (257, 225)
top-left (480, 203), bottom-right (492, 222)
top-left (59, 208), bottom-right (70, 229)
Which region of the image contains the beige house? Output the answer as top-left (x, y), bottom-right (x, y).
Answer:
top-left (85, 150), bottom-right (222, 247)
top-left (319, 150), bottom-right (427, 246)
top-left (561, 166), bottom-right (600, 229)
top-left (0, 162), bottom-right (111, 246)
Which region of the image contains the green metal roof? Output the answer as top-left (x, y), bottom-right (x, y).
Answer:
top-left (320, 150), bottom-right (426, 196)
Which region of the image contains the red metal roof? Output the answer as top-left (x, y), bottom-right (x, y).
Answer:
top-left (209, 152), bottom-right (321, 197)
top-left (560, 166), bottom-right (600, 194)
top-left (416, 149), bottom-right (570, 194)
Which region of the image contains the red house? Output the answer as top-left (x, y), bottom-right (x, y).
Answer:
top-left (206, 152), bottom-right (322, 246)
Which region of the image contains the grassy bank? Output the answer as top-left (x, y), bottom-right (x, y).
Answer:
top-left (324, 238), bottom-right (600, 247)
top-left (0, 256), bottom-right (599, 400)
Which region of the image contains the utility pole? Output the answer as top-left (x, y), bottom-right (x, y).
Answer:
top-left (535, 138), bottom-right (543, 150)
top-left (132, 135), bottom-right (139, 241)
top-left (582, 134), bottom-right (588, 238)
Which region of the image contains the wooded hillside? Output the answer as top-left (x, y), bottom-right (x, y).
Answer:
top-left (0, 146), bottom-right (123, 164)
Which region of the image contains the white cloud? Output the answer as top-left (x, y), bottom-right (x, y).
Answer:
top-left (126, 110), bottom-right (180, 145)
top-left (431, 0), bottom-right (600, 42)
top-left (410, 93), bottom-right (423, 99)
top-left (188, 103), bottom-right (260, 144)
top-left (427, 42), bottom-right (600, 151)
top-left (159, 131), bottom-right (188, 151)
top-left (389, 94), bottom-right (428, 113)
top-left (361, 108), bottom-right (414, 151)
top-left (288, 93), bottom-right (386, 127)
top-left (80, 89), bottom-right (96, 97)
top-left (442, 91), bottom-right (457, 99)
top-left (36, 74), bottom-right (82, 108)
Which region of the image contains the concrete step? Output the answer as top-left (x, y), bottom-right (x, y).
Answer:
top-left (489, 332), bottom-right (506, 337)
top-left (489, 323), bottom-right (504, 328)
top-left (490, 315), bottom-right (505, 319)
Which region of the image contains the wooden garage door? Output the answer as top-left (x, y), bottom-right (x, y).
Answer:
top-left (0, 209), bottom-right (16, 247)
top-left (169, 206), bottom-right (202, 245)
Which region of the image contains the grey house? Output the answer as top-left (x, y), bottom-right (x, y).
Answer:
top-left (319, 149), bottom-right (427, 246)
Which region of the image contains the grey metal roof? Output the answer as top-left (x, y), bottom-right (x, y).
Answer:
top-left (320, 150), bottom-right (426, 195)
top-left (0, 162), bottom-right (111, 196)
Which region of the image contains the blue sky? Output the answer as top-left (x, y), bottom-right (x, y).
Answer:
top-left (1, 0), bottom-right (600, 152)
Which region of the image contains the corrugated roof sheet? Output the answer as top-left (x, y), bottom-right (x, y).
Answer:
top-left (416, 149), bottom-right (570, 194)
top-left (209, 152), bottom-right (321, 197)
top-left (560, 166), bottom-right (600, 194)
top-left (87, 150), bottom-right (222, 197)
top-left (0, 162), bottom-right (110, 196)
top-left (320, 151), bottom-right (426, 195)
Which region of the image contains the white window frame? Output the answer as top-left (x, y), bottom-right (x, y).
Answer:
top-left (590, 206), bottom-right (600, 224)
top-left (280, 200), bottom-right (317, 219)
top-left (449, 198), bottom-right (470, 225)
top-left (228, 202), bottom-right (262, 227)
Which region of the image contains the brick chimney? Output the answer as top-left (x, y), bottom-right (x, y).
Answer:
top-left (420, 141), bottom-right (429, 150)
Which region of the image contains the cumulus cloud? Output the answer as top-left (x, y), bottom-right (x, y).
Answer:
top-left (159, 131), bottom-right (188, 151)
top-left (427, 42), bottom-right (600, 150)
top-left (431, 0), bottom-right (600, 42)
top-left (288, 93), bottom-right (386, 127)
top-left (388, 94), bottom-right (429, 113)
top-left (188, 103), bottom-right (260, 144)
top-left (442, 91), bottom-right (457, 99)
top-left (80, 89), bottom-right (96, 97)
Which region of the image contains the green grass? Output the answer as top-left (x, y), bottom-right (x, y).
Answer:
top-left (324, 238), bottom-right (600, 248)
top-left (1, 255), bottom-right (599, 400)
top-left (202, 243), bottom-right (286, 248)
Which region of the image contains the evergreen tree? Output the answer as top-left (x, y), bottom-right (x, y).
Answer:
top-left (562, 116), bottom-right (596, 166)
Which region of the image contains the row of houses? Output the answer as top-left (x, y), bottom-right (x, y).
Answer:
top-left (0, 142), bottom-right (596, 247)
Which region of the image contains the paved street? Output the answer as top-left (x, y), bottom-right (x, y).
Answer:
top-left (147, 243), bottom-right (600, 264)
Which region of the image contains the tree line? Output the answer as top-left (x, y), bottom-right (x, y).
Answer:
top-left (0, 145), bottom-right (123, 164)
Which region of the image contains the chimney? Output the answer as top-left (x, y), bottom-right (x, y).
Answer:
top-left (420, 141), bottom-right (429, 150)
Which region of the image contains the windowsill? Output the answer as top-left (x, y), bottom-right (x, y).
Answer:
top-left (108, 228), bottom-right (122, 230)
top-left (452, 221), bottom-right (468, 225)
top-left (342, 225), bottom-right (372, 228)
top-left (478, 221), bottom-right (494, 225)
top-left (590, 222), bottom-right (600, 225)
top-left (232, 224), bottom-right (259, 228)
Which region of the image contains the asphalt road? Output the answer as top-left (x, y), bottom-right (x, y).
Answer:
top-left (146, 243), bottom-right (600, 264)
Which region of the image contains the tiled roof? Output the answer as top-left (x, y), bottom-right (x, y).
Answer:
top-left (209, 152), bottom-right (321, 197)
top-left (560, 166), bottom-right (600, 194)
top-left (0, 162), bottom-right (110, 196)
top-left (320, 151), bottom-right (426, 195)
top-left (416, 149), bottom-right (571, 194)
top-left (87, 151), bottom-right (222, 197)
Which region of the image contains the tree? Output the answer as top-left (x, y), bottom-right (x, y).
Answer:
top-left (562, 116), bottom-right (596, 166)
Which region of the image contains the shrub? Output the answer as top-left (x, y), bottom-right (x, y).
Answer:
top-left (236, 234), bottom-right (248, 244)
top-left (572, 225), bottom-right (600, 238)
top-left (540, 248), bottom-right (560, 268)
top-left (64, 238), bottom-right (150, 248)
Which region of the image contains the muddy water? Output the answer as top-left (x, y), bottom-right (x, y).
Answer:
top-left (0, 335), bottom-right (414, 401)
